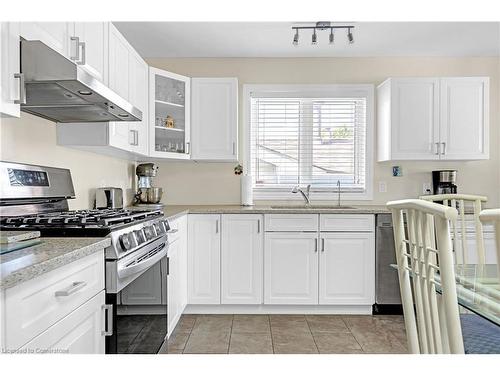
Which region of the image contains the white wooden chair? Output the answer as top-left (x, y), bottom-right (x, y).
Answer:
top-left (479, 209), bottom-right (500, 275)
top-left (387, 199), bottom-right (464, 354)
top-left (420, 194), bottom-right (488, 265)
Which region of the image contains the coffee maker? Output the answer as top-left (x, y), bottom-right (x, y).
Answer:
top-left (432, 170), bottom-right (458, 195)
top-left (134, 163), bottom-right (164, 209)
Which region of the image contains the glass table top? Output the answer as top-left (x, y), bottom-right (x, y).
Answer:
top-left (391, 264), bottom-right (500, 326)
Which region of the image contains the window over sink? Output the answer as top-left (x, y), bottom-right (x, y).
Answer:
top-left (244, 84), bottom-right (374, 200)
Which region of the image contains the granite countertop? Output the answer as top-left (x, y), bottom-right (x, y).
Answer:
top-left (162, 204), bottom-right (389, 220)
top-left (0, 237), bottom-right (110, 290)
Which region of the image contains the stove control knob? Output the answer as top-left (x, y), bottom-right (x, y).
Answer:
top-left (154, 222), bottom-right (164, 235)
top-left (144, 225), bottom-right (155, 240)
top-left (119, 233), bottom-right (133, 251)
top-left (161, 219), bottom-right (171, 232)
top-left (134, 229), bottom-right (146, 245)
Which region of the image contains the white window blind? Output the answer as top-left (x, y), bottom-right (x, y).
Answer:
top-left (250, 96), bottom-right (367, 194)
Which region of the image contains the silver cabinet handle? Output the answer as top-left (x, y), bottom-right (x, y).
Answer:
top-left (70, 36), bottom-right (80, 61)
top-left (257, 219), bottom-right (260, 233)
top-left (135, 130), bottom-right (139, 146)
top-left (321, 238), bottom-right (325, 252)
top-left (129, 130), bottom-right (135, 145)
top-left (186, 141), bottom-right (190, 154)
top-left (79, 41), bottom-right (86, 65)
top-left (314, 238), bottom-right (318, 252)
top-left (441, 142), bottom-right (446, 155)
top-left (102, 304), bottom-right (113, 336)
top-left (55, 281), bottom-right (87, 297)
top-left (215, 219), bottom-right (219, 234)
top-left (232, 141), bottom-right (236, 155)
top-left (13, 73), bottom-right (26, 104)
top-left (435, 142), bottom-right (440, 155)
top-left (166, 229), bottom-right (178, 234)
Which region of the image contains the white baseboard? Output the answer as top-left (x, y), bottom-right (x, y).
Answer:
top-left (184, 304), bottom-right (373, 315)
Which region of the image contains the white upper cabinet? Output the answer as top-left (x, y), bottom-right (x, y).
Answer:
top-left (72, 22), bottom-right (108, 84)
top-left (149, 67), bottom-right (191, 159)
top-left (191, 78), bottom-right (238, 161)
top-left (439, 77), bottom-right (489, 160)
top-left (221, 214), bottom-right (263, 304)
top-left (19, 22), bottom-right (73, 58)
top-left (377, 77), bottom-right (489, 161)
top-left (0, 22), bottom-right (21, 118)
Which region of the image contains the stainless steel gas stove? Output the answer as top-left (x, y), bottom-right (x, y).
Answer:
top-left (0, 161), bottom-right (171, 354)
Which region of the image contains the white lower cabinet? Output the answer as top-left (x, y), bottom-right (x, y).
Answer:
top-left (120, 262), bottom-right (163, 305)
top-left (264, 232), bottom-right (319, 305)
top-left (187, 214), bottom-right (221, 304)
top-left (21, 291), bottom-right (106, 354)
top-left (221, 214), bottom-right (263, 304)
top-left (319, 232), bottom-right (375, 305)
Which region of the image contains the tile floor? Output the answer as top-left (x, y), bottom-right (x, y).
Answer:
top-left (161, 314), bottom-right (408, 354)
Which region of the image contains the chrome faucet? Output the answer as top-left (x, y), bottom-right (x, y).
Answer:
top-left (292, 184), bottom-right (311, 205)
top-left (337, 180), bottom-right (341, 207)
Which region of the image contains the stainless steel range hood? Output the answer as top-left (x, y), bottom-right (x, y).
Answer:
top-left (20, 40), bottom-right (142, 123)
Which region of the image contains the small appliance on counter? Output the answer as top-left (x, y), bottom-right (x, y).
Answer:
top-left (96, 187), bottom-right (123, 209)
top-left (432, 170), bottom-right (458, 194)
top-left (134, 163), bottom-right (164, 209)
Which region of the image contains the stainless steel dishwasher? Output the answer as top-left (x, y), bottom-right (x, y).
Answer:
top-left (373, 213), bottom-right (402, 314)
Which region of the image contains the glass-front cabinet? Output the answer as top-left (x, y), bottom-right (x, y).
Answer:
top-left (149, 67), bottom-right (191, 159)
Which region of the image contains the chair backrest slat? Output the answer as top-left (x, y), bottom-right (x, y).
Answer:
top-left (388, 199), bottom-right (464, 354)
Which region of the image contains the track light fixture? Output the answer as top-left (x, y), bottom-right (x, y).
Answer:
top-left (292, 22), bottom-right (355, 46)
top-left (293, 29), bottom-right (299, 46)
top-left (347, 27), bottom-right (354, 44)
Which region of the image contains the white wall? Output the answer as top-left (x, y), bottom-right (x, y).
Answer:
top-left (147, 57), bottom-right (500, 207)
top-left (0, 113), bottom-right (135, 210)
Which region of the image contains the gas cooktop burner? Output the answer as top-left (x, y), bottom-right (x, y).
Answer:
top-left (0, 208), bottom-right (164, 236)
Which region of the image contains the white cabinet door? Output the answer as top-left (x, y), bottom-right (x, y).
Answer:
top-left (221, 214), bottom-right (263, 304)
top-left (21, 291), bottom-right (105, 354)
top-left (73, 22), bottom-right (107, 83)
top-left (264, 232), bottom-right (318, 305)
top-left (391, 78), bottom-right (440, 160)
top-left (319, 232), bottom-right (375, 305)
top-left (120, 263), bottom-right (162, 305)
top-left (188, 215), bottom-right (221, 304)
top-left (167, 239), bottom-right (181, 335)
top-left (19, 22), bottom-right (72, 58)
top-left (440, 77), bottom-right (489, 160)
top-left (191, 78), bottom-right (238, 161)
top-left (128, 51), bottom-right (149, 156)
top-left (0, 22), bottom-right (21, 118)
top-left (149, 67), bottom-right (191, 159)
top-left (177, 215), bottom-right (188, 311)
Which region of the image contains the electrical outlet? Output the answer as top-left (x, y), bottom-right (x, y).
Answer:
top-left (379, 181), bottom-right (387, 193)
top-left (422, 182), bottom-right (432, 195)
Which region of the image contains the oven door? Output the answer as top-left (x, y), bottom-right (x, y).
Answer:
top-left (105, 238), bottom-right (169, 354)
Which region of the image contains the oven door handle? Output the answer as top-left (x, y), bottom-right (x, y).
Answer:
top-left (117, 244), bottom-right (168, 279)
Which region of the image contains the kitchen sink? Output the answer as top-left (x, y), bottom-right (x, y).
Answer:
top-left (270, 205), bottom-right (356, 210)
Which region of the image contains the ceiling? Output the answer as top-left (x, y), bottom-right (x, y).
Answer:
top-left (114, 22), bottom-right (500, 58)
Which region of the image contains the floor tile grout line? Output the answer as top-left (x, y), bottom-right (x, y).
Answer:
top-left (227, 314), bottom-right (235, 354)
top-left (341, 316), bottom-right (366, 353)
top-left (305, 316), bottom-right (320, 354)
top-left (180, 315), bottom-right (197, 354)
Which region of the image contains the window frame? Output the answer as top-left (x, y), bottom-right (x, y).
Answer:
top-left (243, 84), bottom-right (374, 201)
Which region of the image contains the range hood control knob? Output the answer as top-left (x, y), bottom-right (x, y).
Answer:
top-left (119, 233), bottom-right (133, 251)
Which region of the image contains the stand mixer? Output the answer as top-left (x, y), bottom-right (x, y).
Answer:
top-left (134, 163), bottom-right (164, 209)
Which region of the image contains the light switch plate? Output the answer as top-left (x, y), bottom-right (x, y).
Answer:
top-left (379, 181), bottom-right (387, 193)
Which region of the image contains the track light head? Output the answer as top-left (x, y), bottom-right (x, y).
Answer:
top-left (312, 28), bottom-right (317, 45)
top-left (293, 29), bottom-right (299, 46)
top-left (329, 28), bottom-right (334, 44)
top-left (347, 28), bottom-right (354, 44)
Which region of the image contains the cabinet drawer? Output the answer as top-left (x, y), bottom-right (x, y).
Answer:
top-left (20, 290), bottom-right (106, 354)
top-left (320, 214), bottom-right (374, 232)
top-left (4, 250), bottom-right (104, 350)
top-left (265, 214), bottom-right (318, 232)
